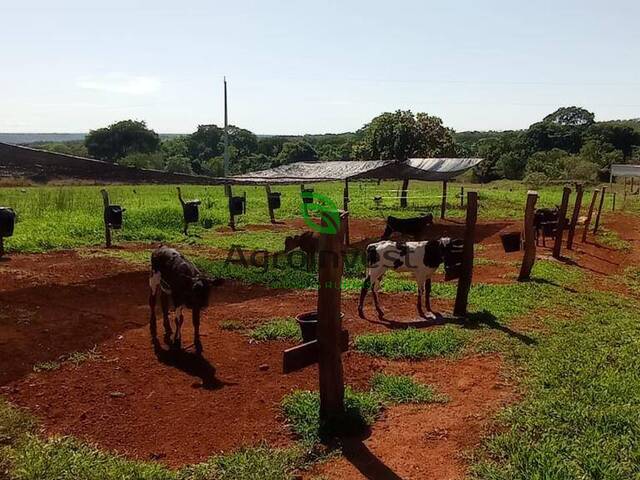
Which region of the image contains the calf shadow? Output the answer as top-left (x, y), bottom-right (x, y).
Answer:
top-left (150, 336), bottom-right (230, 390)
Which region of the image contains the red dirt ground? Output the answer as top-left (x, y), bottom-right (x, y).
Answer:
top-left (0, 212), bottom-right (637, 477)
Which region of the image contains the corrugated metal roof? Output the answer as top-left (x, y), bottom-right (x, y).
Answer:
top-left (232, 158), bottom-right (483, 184)
top-left (611, 164), bottom-right (640, 178)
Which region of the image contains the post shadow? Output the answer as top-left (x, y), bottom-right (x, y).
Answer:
top-left (341, 439), bottom-right (405, 480)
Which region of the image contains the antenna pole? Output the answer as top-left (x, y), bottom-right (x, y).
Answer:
top-left (223, 77), bottom-right (229, 177)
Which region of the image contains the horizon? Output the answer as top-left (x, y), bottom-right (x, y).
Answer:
top-left (2, 1), bottom-right (639, 134)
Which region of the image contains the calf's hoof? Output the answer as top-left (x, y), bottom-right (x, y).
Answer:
top-left (194, 341), bottom-right (203, 355)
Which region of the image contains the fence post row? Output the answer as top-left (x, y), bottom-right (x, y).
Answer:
top-left (566, 184), bottom-right (583, 250)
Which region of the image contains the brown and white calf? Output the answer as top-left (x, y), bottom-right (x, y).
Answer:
top-left (358, 238), bottom-right (451, 320)
top-left (149, 246), bottom-right (223, 354)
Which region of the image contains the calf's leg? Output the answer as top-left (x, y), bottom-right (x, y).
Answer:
top-left (371, 278), bottom-right (385, 320)
top-left (160, 292), bottom-right (172, 346)
top-left (358, 275), bottom-right (371, 318)
top-left (424, 278), bottom-right (434, 314)
top-left (193, 308), bottom-right (202, 355)
top-left (173, 306), bottom-right (184, 349)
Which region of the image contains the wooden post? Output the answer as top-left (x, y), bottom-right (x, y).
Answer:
top-left (0, 236), bottom-right (4, 258)
top-left (399, 179), bottom-right (410, 208)
top-left (453, 191), bottom-right (477, 317)
top-left (265, 185), bottom-right (276, 224)
top-left (593, 186), bottom-right (606, 235)
top-left (343, 180), bottom-right (350, 246)
top-left (566, 184), bottom-right (583, 250)
top-left (612, 192), bottom-right (616, 211)
top-left (100, 189), bottom-right (112, 248)
top-left (227, 184), bottom-right (235, 231)
top-left (440, 180), bottom-right (448, 219)
top-left (552, 186), bottom-right (571, 259)
top-left (518, 191), bottom-right (538, 281)
top-left (581, 189), bottom-right (599, 243)
top-left (317, 212), bottom-right (346, 427)
top-left (460, 186), bottom-right (464, 207)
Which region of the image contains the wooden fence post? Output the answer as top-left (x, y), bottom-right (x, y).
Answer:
top-left (453, 191), bottom-right (478, 317)
top-left (399, 179), bottom-right (410, 208)
top-left (0, 237), bottom-right (4, 258)
top-left (612, 192), bottom-right (616, 211)
top-left (226, 184), bottom-right (236, 231)
top-left (566, 184), bottom-right (583, 250)
top-left (552, 187), bottom-right (571, 259)
top-left (441, 180), bottom-right (448, 219)
top-left (593, 186), bottom-right (607, 235)
top-left (581, 189), bottom-right (599, 243)
top-left (518, 190), bottom-right (538, 281)
top-left (265, 185), bottom-right (276, 224)
top-left (317, 212), bottom-right (346, 428)
top-left (460, 186), bottom-right (464, 207)
top-left (343, 180), bottom-right (350, 246)
top-left (100, 189), bottom-right (112, 248)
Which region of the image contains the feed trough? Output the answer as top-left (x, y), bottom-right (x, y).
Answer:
top-left (296, 311), bottom-right (344, 343)
top-left (500, 232), bottom-right (521, 252)
top-left (229, 195), bottom-right (246, 216)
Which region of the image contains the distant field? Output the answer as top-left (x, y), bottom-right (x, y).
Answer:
top-left (0, 180), bottom-right (626, 253)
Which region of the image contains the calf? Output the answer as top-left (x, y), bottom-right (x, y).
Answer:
top-left (533, 207), bottom-right (559, 246)
top-left (149, 246), bottom-right (223, 354)
top-left (381, 213), bottom-right (434, 240)
top-left (358, 238), bottom-right (452, 320)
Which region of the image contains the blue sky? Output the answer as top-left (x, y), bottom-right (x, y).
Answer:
top-left (2, 0), bottom-right (638, 134)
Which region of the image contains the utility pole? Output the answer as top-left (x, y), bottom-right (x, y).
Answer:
top-left (223, 76), bottom-right (229, 177)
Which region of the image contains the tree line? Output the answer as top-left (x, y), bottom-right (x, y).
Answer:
top-left (30, 106), bottom-right (640, 183)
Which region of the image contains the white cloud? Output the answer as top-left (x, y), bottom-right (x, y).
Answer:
top-left (77, 73), bottom-right (161, 95)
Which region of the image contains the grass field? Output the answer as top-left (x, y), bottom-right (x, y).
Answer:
top-left (0, 180), bottom-right (626, 253)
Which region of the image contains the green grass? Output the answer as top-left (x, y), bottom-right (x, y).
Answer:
top-left (596, 227), bottom-right (632, 251)
top-left (473, 290), bottom-right (640, 479)
top-left (0, 181), bottom-right (618, 254)
top-left (354, 326), bottom-right (468, 360)
top-left (248, 318), bottom-right (301, 342)
top-left (33, 347), bottom-right (103, 373)
top-left (281, 388), bottom-right (382, 444)
top-left (624, 267), bottom-right (640, 295)
top-left (219, 320), bottom-right (244, 331)
top-left (370, 373), bottom-right (447, 404)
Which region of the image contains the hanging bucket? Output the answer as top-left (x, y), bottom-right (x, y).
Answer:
top-left (104, 205), bottom-right (124, 229)
top-left (443, 238), bottom-right (464, 281)
top-left (229, 196), bottom-right (245, 216)
top-left (301, 188), bottom-right (314, 204)
top-left (296, 311), bottom-right (344, 343)
top-left (183, 201), bottom-right (200, 223)
top-left (268, 192), bottom-right (281, 210)
top-left (500, 232), bottom-right (521, 252)
top-left (0, 207), bottom-right (16, 237)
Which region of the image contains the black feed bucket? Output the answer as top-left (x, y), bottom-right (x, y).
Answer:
top-left (296, 311), bottom-right (344, 343)
top-left (183, 200), bottom-right (200, 224)
top-left (500, 232), bottom-right (521, 252)
top-left (0, 207), bottom-right (16, 237)
top-left (268, 192), bottom-right (281, 210)
top-left (443, 239), bottom-right (464, 281)
top-left (104, 205), bottom-right (124, 229)
top-left (302, 188), bottom-right (314, 204)
top-left (229, 196), bottom-right (245, 216)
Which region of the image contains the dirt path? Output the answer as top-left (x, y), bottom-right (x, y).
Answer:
top-left (0, 212), bottom-right (637, 475)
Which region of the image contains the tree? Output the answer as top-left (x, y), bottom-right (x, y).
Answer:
top-left (276, 141), bottom-right (318, 164)
top-left (525, 148), bottom-right (570, 179)
top-left (117, 152), bottom-right (165, 170)
top-left (353, 110), bottom-right (456, 161)
top-left (85, 120), bottom-right (160, 162)
top-left (543, 106), bottom-right (595, 127)
top-left (228, 126), bottom-right (258, 158)
top-left (257, 136), bottom-right (287, 157)
top-left (165, 155), bottom-right (193, 174)
top-left (186, 124), bottom-right (224, 162)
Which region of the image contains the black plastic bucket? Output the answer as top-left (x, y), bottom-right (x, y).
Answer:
top-left (500, 232), bottom-right (521, 252)
top-left (296, 311), bottom-right (344, 343)
top-left (229, 196), bottom-right (245, 216)
top-left (268, 192), bottom-right (281, 210)
top-left (183, 201), bottom-right (200, 223)
top-left (104, 205), bottom-right (124, 229)
top-left (301, 188), bottom-right (314, 204)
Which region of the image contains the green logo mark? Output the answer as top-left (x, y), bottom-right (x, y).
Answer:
top-left (300, 192), bottom-right (340, 235)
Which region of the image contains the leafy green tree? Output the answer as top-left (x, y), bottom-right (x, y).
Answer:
top-left (201, 157), bottom-right (225, 176)
top-left (34, 141), bottom-right (89, 158)
top-left (117, 152), bottom-right (165, 170)
top-left (228, 126), bottom-right (258, 157)
top-left (257, 136), bottom-right (287, 157)
top-left (585, 123), bottom-right (640, 158)
top-left (85, 120), bottom-right (160, 162)
top-left (526, 121), bottom-right (583, 153)
top-left (186, 124), bottom-right (224, 162)
top-left (353, 110), bottom-right (456, 161)
top-left (165, 155), bottom-right (193, 174)
top-left (563, 157), bottom-right (599, 181)
top-left (543, 106), bottom-right (595, 126)
top-left (276, 141), bottom-right (318, 164)
top-left (525, 148), bottom-right (570, 179)
top-left (579, 139), bottom-right (623, 167)
top-left (161, 136), bottom-right (189, 158)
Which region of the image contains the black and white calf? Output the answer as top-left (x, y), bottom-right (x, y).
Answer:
top-left (358, 238), bottom-right (451, 320)
top-left (533, 207), bottom-right (559, 246)
top-left (149, 246), bottom-right (224, 354)
top-left (381, 213), bottom-right (434, 240)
